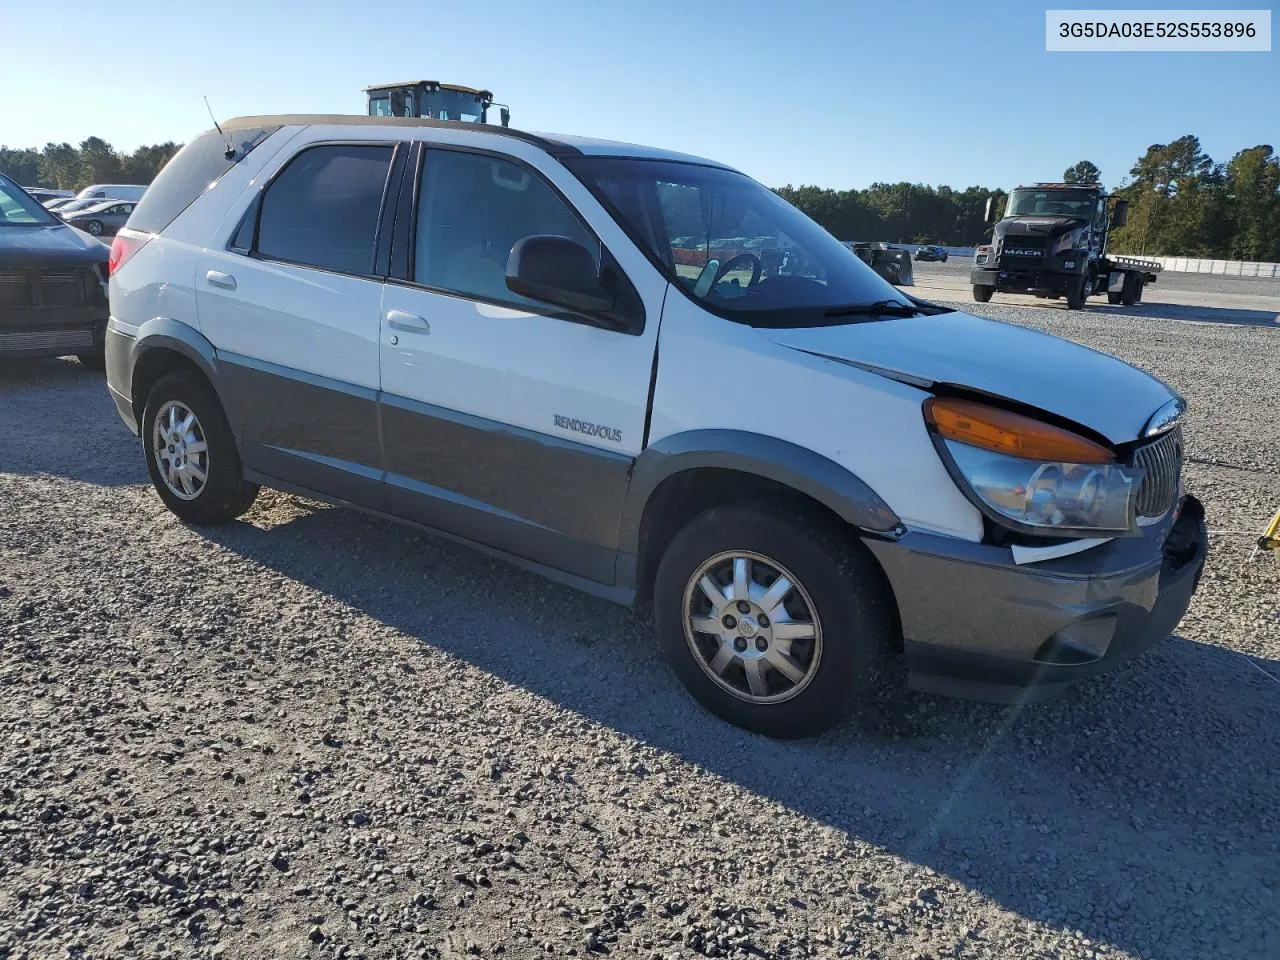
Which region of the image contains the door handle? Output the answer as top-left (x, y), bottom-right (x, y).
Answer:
top-left (386, 309), bottom-right (430, 333)
top-left (205, 270), bottom-right (237, 291)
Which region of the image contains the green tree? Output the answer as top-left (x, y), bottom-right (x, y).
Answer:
top-left (1063, 160), bottom-right (1102, 185)
top-left (1224, 145), bottom-right (1280, 261)
top-left (38, 142), bottom-right (82, 190)
top-left (77, 136), bottom-right (122, 189)
top-left (0, 148), bottom-right (42, 186)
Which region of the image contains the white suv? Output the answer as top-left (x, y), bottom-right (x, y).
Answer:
top-left (105, 115), bottom-right (1207, 737)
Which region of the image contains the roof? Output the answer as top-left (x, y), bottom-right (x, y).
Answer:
top-left (222, 115), bottom-right (734, 169)
top-left (363, 81), bottom-right (489, 97)
top-left (1017, 182), bottom-right (1103, 190)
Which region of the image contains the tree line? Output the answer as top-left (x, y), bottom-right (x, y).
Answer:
top-left (0, 138), bottom-right (181, 193)
top-left (3, 133), bottom-right (1277, 261)
top-left (776, 136), bottom-right (1279, 262)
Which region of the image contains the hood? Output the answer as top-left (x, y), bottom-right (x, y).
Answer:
top-left (994, 216), bottom-right (1087, 240)
top-left (0, 222), bottom-right (110, 268)
top-left (768, 311), bottom-right (1176, 444)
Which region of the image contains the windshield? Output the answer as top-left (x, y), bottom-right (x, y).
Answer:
top-left (565, 157), bottom-right (908, 327)
top-left (0, 179), bottom-right (58, 226)
top-left (1005, 188), bottom-right (1097, 219)
top-left (370, 87), bottom-right (487, 122)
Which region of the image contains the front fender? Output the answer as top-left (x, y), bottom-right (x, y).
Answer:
top-left (619, 429), bottom-right (903, 557)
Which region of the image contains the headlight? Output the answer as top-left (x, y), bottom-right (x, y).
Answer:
top-left (925, 398), bottom-right (1143, 536)
top-left (1053, 229), bottom-right (1084, 254)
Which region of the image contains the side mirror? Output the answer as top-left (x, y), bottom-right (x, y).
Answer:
top-left (507, 235), bottom-right (615, 316)
top-left (984, 196), bottom-right (996, 223)
top-left (500, 106), bottom-right (511, 128)
top-left (1112, 199), bottom-right (1130, 227)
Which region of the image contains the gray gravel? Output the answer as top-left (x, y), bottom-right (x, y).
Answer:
top-left (1, 279), bottom-right (1278, 959)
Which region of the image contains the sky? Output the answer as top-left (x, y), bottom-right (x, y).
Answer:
top-left (1, 0), bottom-right (1275, 190)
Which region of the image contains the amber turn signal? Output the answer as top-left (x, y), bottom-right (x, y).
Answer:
top-left (924, 398), bottom-right (1115, 464)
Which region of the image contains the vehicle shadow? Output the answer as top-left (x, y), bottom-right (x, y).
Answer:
top-left (202, 497), bottom-right (1280, 960)
top-left (0, 357), bottom-right (142, 487)
top-left (1082, 301), bottom-right (1278, 327)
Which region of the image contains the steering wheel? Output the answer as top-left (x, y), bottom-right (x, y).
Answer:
top-left (712, 253), bottom-right (762, 288)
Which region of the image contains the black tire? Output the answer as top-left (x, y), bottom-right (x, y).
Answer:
top-left (77, 351), bottom-right (106, 371)
top-left (1107, 291), bottom-right (1122, 305)
top-left (1066, 273), bottom-right (1090, 310)
top-left (972, 284), bottom-right (994, 303)
top-left (1122, 275), bottom-right (1142, 306)
top-left (84, 219), bottom-right (103, 236)
top-left (653, 504), bottom-right (894, 738)
top-left (941, 253), bottom-right (948, 262)
top-left (141, 370), bottom-right (258, 524)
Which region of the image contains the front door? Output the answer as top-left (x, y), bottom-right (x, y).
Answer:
top-left (378, 144), bottom-right (666, 582)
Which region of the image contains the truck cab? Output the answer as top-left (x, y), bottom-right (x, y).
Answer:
top-left (365, 80), bottom-right (510, 127)
top-left (970, 183), bottom-right (1154, 310)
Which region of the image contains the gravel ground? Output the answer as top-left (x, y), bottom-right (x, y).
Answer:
top-left (1, 276), bottom-right (1278, 960)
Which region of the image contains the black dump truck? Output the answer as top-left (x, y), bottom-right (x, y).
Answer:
top-left (970, 183), bottom-right (1160, 309)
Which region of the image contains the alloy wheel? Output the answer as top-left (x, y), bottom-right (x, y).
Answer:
top-left (682, 551), bottom-right (823, 704)
top-left (152, 400), bottom-right (210, 501)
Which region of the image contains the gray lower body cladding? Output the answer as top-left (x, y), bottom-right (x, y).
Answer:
top-left (864, 496), bottom-right (1207, 702)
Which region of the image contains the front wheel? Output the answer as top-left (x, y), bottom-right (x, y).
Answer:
top-left (77, 351), bottom-right (106, 371)
top-left (84, 219), bottom-right (103, 236)
top-left (940, 253), bottom-right (948, 262)
top-left (972, 284), bottom-right (994, 303)
top-left (654, 505), bottom-right (893, 738)
top-left (142, 371), bottom-right (259, 524)
top-left (1108, 291), bottom-right (1122, 305)
top-left (1066, 273), bottom-right (1091, 310)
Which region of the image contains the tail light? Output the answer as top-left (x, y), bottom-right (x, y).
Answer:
top-left (108, 227), bottom-right (152, 277)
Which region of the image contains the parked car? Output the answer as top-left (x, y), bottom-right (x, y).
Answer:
top-left (25, 188), bottom-right (74, 206)
top-left (105, 116), bottom-right (1207, 737)
top-left (0, 174), bottom-right (109, 367)
top-left (915, 245), bottom-right (948, 262)
top-left (44, 197), bottom-right (81, 211)
top-left (77, 184), bottom-right (148, 203)
top-left (61, 199), bottom-right (136, 237)
top-left (54, 197), bottom-right (116, 217)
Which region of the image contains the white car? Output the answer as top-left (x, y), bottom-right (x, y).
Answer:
top-left (104, 116), bottom-right (1207, 737)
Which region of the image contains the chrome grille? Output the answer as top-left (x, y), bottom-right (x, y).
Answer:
top-left (1133, 425), bottom-right (1183, 518)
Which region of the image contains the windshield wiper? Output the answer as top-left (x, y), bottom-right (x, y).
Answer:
top-left (822, 299), bottom-right (922, 319)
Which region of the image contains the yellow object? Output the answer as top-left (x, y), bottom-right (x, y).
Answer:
top-left (1261, 508), bottom-right (1280, 552)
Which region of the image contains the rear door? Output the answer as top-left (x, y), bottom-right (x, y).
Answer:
top-left (377, 141), bottom-right (666, 582)
top-left (195, 139), bottom-right (403, 506)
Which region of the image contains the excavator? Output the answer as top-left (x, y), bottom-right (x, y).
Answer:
top-left (365, 81), bottom-right (511, 127)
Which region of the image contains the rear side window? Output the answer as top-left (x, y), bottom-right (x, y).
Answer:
top-left (255, 144), bottom-right (394, 276)
top-left (128, 125), bottom-right (278, 235)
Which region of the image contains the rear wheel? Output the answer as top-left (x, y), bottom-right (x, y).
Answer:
top-left (972, 284), bottom-right (994, 303)
top-left (654, 504), bottom-right (893, 738)
top-left (1122, 275), bottom-right (1143, 306)
top-left (1108, 291), bottom-right (1122, 305)
top-left (142, 371), bottom-right (259, 524)
top-left (84, 219), bottom-right (103, 236)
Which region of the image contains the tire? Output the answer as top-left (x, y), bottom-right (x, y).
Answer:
top-left (141, 370), bottom-right (259, 524)
top-left (941, 253), bottom-right (948, 262)
top-left (84, 219), bottom-right (103, 236)
top-left (1108, 291), bottom-right (1122, 305)
top-left (653, 504), bottom-right (893, 738)
top-left (77, 351), bottom-right (106, 371)
top-left (1121, 275), bottom-right (1142, 306)
top-left (1066, 273), bottom-right (1090, 310)
top-left (972, 284), bottom-right (994, 303)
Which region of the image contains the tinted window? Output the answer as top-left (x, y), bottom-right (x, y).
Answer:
top-left (256, 144), bottom-right (393, 276)
top-left (415, 149), bottom-right (597, 308)
top-left (129, 125), bottom-right (279, 235)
